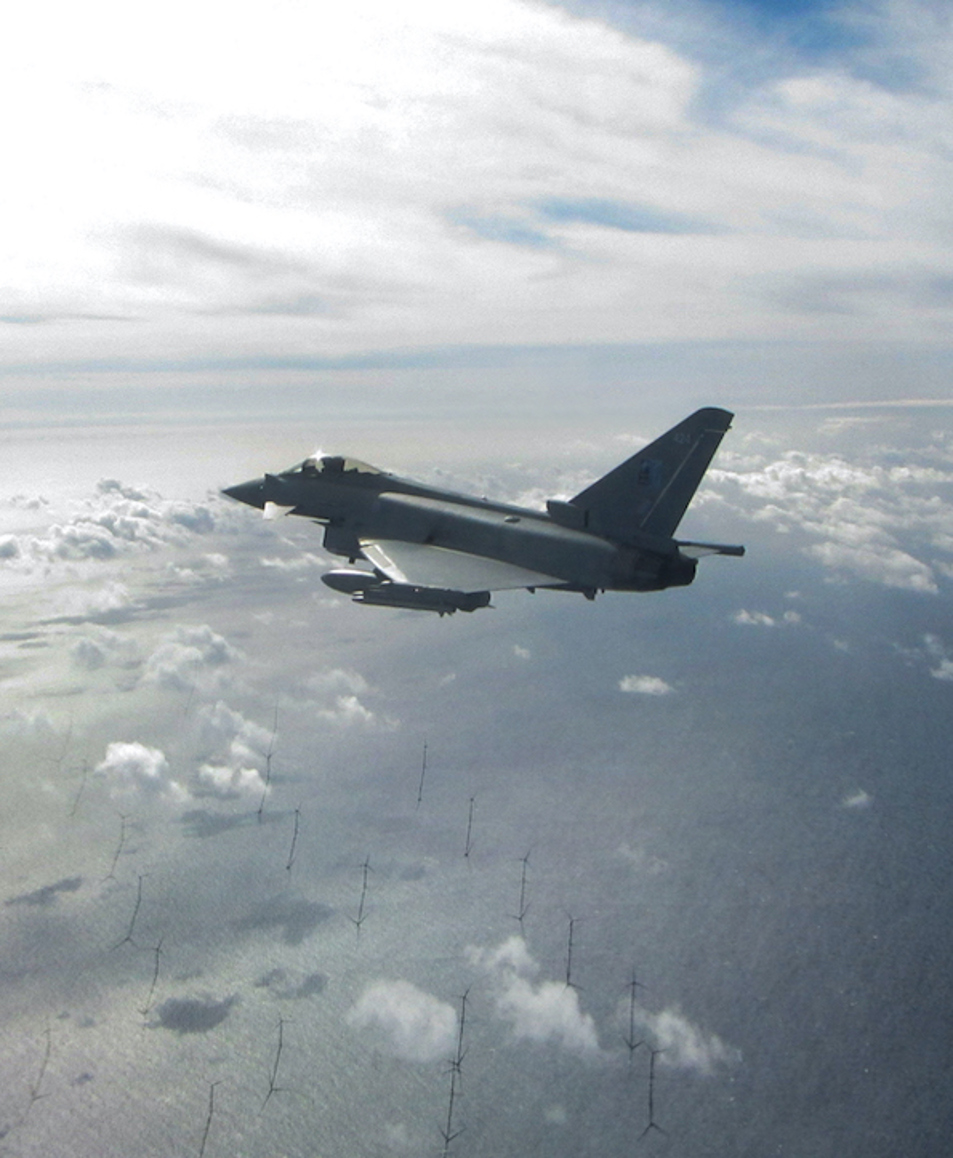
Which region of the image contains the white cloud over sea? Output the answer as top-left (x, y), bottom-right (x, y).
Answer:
top-left (619, 674), bottom-right (674, 696)
top-left (347, 980), bottom-right (458, 1063)
top-left (95, 739), bottom-right (186, 801)
top-left (468, 936), bottom-right (600, 1055)
top-left (706, 440), bottom-right (953, 592)
top-left (627, 1004), bottom-right (739, 1076)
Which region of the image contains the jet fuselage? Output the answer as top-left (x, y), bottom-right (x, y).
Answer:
top-left (223, 409), bottom-right (743, 613)
top-left (224, 460), bottom-right (695, 595)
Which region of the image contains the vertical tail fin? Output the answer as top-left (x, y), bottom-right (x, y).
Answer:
top-left (567, 408), bottom-right (733, 542)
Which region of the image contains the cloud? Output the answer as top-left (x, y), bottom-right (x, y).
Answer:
top-left (1, 481), bottom-right (234, 577)
top-left (192, 700), bottom-right (271, 798)
top-left (194, 763), bottom-right (265, 798)
top-left (734, 607), bottom-right (802, 628)
top-left (629, 1006), bottom-right (739, 1076)
top-left (468, 935), bottom-right (599, 1055)
top-left (808, 540), bottom-right (937, 593)
top-left (347, 980), bottom-right (457, 1063)
top-left (619, 674), bottom-right (674, 695)
top-left (143, 624), bottom-right (242, 692)
top-left (733, 610), bottom-right (776, 627)
top-left (841, 789), bottom-right (872, 809)
top-left (0, 707), bottom-right (57, 738)
top-left (923, 634), bottom-right (953, 681)
top-left (708, 443), bottom-right (953, 592)
top-left (317, 695), bottom-right (381, 727)
top-left (6, 493), bottom-right (50, 511)
top-left (6, 0), bottom-right (953, 379)
top-left (259, 552), bottom-right (325, 571)
top-left (70, 626), bottom-right (141, 671)
top-left (300, 668), bottom-right (395, 728)
top-left (55, 581), bottom-right (135, 621)
top-left (95, 741), bottom-right (186, 801)
top-left (196, 700), bottom-right (271, 760)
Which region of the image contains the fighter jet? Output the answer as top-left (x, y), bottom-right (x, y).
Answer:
top-left (223, 407), bottom-right (744, 615)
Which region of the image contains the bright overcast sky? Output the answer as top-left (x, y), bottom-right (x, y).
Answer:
top-left (2, 0), bottom-right (952, 393)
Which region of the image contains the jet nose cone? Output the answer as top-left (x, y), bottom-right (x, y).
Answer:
top-left (222, 478), bottom-right (266, 510)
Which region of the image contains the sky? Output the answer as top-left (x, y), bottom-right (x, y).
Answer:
top-left (3, 1), bottom-right (953, 1155)
top-left (3, 0), bottom-right (953, 418)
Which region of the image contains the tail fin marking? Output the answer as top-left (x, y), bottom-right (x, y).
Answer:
top-left (568, 408), bottom-right (733, 542)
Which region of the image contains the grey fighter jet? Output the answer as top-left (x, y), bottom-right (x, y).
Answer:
top-left (223, 408), bottom-right (744, 615)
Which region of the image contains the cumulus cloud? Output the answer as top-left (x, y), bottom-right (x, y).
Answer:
top-left (317, 694), bottom-right (381, 727)
top-left (708, 446), bottom-right (953, 593)
top-left (143, 624), bottom-right (243, 692)
top-left (619, 675), bottom-right (673, 695)
top-left (192, 700), bottom-right (271, 798)
top-left (6, 493), bottom-right (50, 511)
top-left (468, 936), bottom-right (599, 1055)
top-left (733, 610), bottom-right (776, 627)
top-left (808, 541), bottom-right (937, 594)
top-left (70, 626), bottom-right (141, 671)
top-left (630, 1006), bottom-right (739, 1076)
top-left (305, 669), bottom-right (396, 728)
top-left (0, 707), bottom-right (57, 739)
top-left (56, 581), bottom-right (135, 621)
top-left (195, 763), bottom-right (265, 798)
top-left (923, 634), bottom-right (953, 682)
top-left (95, 741), bottom-right (186, 801)
top-left (347, 980), bottom-right (457, 1063)
top-left (841, 789), bottom-right (872, 809)
top-left (0, 480), bottom-right (234, 577)
top-left (259, 552), bottom-right (325, 571)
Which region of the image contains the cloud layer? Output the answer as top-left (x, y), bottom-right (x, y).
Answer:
top-left (4, 0), bottom-right (953, 378)
top-left (707, 439), bottom-right (953, 592)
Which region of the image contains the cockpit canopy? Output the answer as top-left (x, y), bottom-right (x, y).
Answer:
top-left (286, 455), bottom-right (385, 477)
